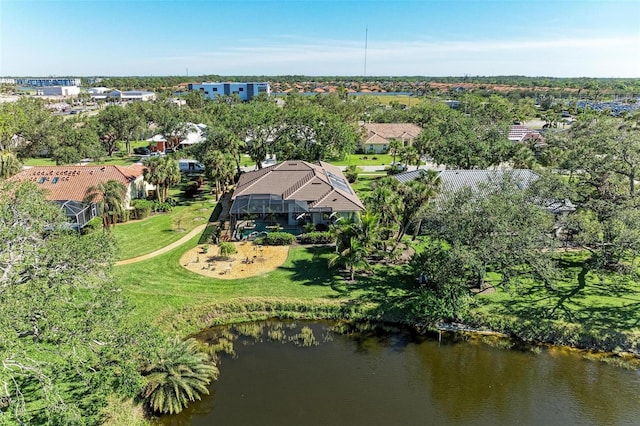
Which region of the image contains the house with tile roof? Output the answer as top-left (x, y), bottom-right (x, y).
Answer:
top-left (12, 164), bottom-right (149, 229)
top-left (360, 123), bottom-right (422, 154)
top-left (508, 125), bottom-right (544, 144)
top-left (229, 161), bottom-right (364, 237)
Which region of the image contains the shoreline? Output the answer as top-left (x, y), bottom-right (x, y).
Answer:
top-left (157, 297), bottom-right (640, 364)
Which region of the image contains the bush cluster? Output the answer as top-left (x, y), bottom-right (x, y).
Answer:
top-left (131, 199), bottom-right (153, 220)
top-left (297, 232), bottom-right (334, 245)
top-left (152, 199), bottom-right (175, 213)
top-left (258, 232), bottom-right (296, 246)
top-left (81, 216), bottom-right (103, 235)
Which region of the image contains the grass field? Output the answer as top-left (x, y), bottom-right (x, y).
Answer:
top-left (23, 154), bottom-right (143, 167)
top-left (113, 198), bottom-right (215, 261)
top-left (330, 153), bottom-right (395, 167)
top-left (474, 252), bottom-right (640, 333)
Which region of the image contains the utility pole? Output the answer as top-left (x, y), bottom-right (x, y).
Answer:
top-left (364, 26), bottom-right (368, 77)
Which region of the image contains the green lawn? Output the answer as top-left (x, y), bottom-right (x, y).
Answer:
top-left (23, 157), bottom-right (57, 166)
top-left (473, 256), bottom-right (640, 334)
top-left (113, 198), bottom-right (216, 260)
top-left (350, 173), bottom-right (385, 197)
top-left (23, 155), bottom-right (143, 167)
top-left (114, 231), bottom-right (417, 332)
top-left (366, 95), bottom-right (419, 106)
top-left (331, 154), bottom-right (396, 167)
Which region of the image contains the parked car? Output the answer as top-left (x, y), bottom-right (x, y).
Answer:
top-left (178, 159), bottom-right (206, 173)
top-left (389, 162), bottom-right (408, 172)
top-left (133, 147), bottom-right (150, 155)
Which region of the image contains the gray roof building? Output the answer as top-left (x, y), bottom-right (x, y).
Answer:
top-left (394, 169), bottom-right (574, 214)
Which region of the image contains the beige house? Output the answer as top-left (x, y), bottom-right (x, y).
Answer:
top-left (361, 123), bottom-right (422, 154)
top-left (230, 161), bottom-right (364, 237)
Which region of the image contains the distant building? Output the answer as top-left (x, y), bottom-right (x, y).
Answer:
top-left (188, 82), bottom-right (270, 101)
top-left (91, 90), bottom-right (156, 102)
top-left (360, 123), bottom-right (422, 154)
top-left (508, 125), bottom-right (544, 144)
top-left (38, 86), bottom-right (80, 97)
top-left (87, 87), bottom-right (110, 94)
top-left (15, 78), bottom-right (81, 87)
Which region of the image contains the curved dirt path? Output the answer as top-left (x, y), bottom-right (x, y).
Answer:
top-left (115, 224), bottom-right (208, 266)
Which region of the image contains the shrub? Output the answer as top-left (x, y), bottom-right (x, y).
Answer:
top-left (261, 232), bottom-right (296, 246)
top-left (81, 216), bottom-right (103, 235)
top-left (315, 223), bottom-right (328, 232)
top-left (185, 181), bottom-right (199, 198)
top-left (297, 231), bottom-right (334, 245)
top-left (344, 165), bottom-right (360, 183)
top-left (131, 199), bottom-right (152, 220)
top-left (152, 200), bottom-right (173, 212)
top-left (118, 209), bottom-right (130, 223)
top-left (303, 223), bottom-right (316, 233)
top-left (219, 241), bottom-right (237, 257)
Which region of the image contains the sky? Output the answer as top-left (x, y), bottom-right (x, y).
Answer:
top-left (1, 0), bottom-right (639, 78)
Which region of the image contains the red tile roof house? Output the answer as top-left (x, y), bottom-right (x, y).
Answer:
top-left (12, 164), bottom-right (149, 229)
top-left (229, 161), bottom-right (364, 239)
top-left (360, 123), bottom-right (422, 154)
top-left (508, 125), bottom-right (544, 145)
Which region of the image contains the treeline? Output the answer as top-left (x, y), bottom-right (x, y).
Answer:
top-left (91, 75), bottom-right (640, 95)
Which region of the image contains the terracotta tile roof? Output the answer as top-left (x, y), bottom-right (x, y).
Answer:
top-left (232, 161), bottom-right (364, 212)
top-left (508, 125), bottom-right (543, 143)
top-left (12, 164), bottom-right (145, 202)
top-left (362, 123), bottom-right (422, 143)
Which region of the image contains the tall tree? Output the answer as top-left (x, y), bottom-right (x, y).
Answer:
top-left (395, 170), bottom-right (441, 244)
top-left (420, 173), bottom-right (557, 289)
top-left (143, 156), bottom-right (181, 203)
top-left (201, 150), bottom-right (235, 200)
top-left (83, 179), bottom-right (128, 229)
top-left (234, 100), bottom-right (282, 169)
top-left (0, 180), bottom-right (143, 424)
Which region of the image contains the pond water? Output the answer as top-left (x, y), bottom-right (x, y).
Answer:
top-left (162, 321), bottom-right (640, 426)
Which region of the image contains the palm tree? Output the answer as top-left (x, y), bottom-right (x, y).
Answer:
top-left (141, 337), bottom-right (218, 415)
top-left (203, 150), bottom-right (235, 200)
top-left (83, 179), bottom-right (127, 230)
top-left (388, 138), bottom-right (402, 162)
top-left (395, 171), bottom-right (441, 244)
top-left (328, 236), bottom-right (370, 281)
top-left (143, 156), bottom-right (180, 203)
top-left (365, 177), bottom-right (401, 229)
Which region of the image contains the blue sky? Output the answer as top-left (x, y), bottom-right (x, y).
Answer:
top-left (1, 0), bottom-right (639, 77)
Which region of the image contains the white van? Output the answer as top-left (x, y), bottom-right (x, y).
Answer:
top-left (178, 159), bottom-right (206, 173)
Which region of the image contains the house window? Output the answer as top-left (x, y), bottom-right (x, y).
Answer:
top-left (38, 177), bottom-right (46, 184)
top-left (52, 177), bottom-right (59, 184)
top-left (239, 87), bottom-right (244, 92)
top-left (212, 88), bottom-right (218, 92)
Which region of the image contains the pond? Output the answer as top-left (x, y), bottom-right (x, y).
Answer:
top-left (162, 321), bottom-right (640, 426)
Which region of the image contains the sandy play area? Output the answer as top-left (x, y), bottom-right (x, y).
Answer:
top-left (180, 242), bottom-right (290, 279)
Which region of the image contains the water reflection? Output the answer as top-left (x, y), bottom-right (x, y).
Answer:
top-left (162, 321), bottom-right (640, 426)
